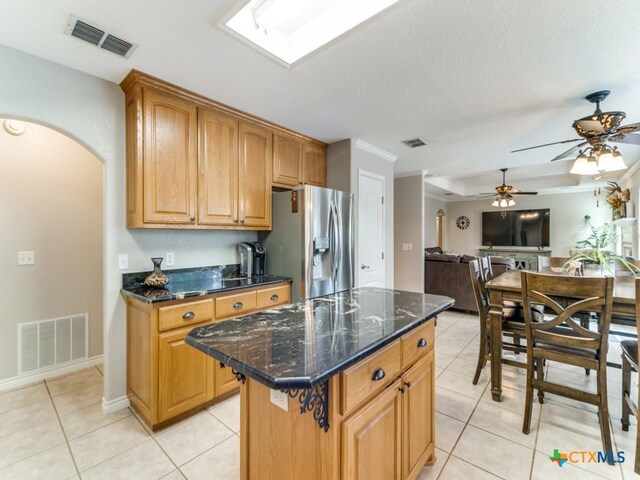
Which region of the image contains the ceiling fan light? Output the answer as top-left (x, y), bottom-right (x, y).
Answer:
top-left (491, 198), bottom-right (500, 207)
top-left (508, 199), bottom-right (516, 207)
top-left (599, 149), bottom-right (627, 172)
top-left (570, 156), bottom-right (600, 175)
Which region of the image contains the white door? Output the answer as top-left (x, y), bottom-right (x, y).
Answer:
top-left (358, 170), bottom-right (385, 287)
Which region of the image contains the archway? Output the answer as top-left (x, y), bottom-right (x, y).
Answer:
top-left (436, 209), bottom-right (445, 249)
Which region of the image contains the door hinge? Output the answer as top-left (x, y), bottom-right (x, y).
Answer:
top-left (381, 196), bottom-right (384, 205)
top-left (381, 252), bottom-right (384, 260)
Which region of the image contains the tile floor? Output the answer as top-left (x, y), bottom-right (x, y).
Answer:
top-left (0, 310), bottom-right (637, 479)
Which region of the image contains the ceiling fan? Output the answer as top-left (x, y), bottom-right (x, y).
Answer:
top-left (511, 90), bottom-right (640, 174)
top-left (479, 168), bottom-right (537, 207)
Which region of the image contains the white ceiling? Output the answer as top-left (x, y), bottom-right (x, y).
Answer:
top-left (2, 0), bottom-right (640, 199)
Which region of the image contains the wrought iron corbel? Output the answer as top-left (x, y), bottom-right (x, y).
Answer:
top-left (283, 381), bottom-right (329, 432)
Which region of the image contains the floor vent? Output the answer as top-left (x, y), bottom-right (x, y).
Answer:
top-left (65, 15), bottom-right (136, 58)
top-left (18, 314), bottom-right (89, 375)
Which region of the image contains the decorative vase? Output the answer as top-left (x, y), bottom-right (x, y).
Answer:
top-left (612, 207), bottom-right (622, 221)
top-left (144, 257), bottom-right (170, 287)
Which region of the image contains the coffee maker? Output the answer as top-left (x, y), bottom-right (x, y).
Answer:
top-left (238, 242), bottom-right (266, 277)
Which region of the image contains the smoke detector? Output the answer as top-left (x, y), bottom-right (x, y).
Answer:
top-left (65, 15), bottom-right (136, 58)
top-left (402, 138), bottom-right (426, 148)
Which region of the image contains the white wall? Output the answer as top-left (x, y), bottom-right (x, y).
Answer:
top-left (0, 45), bottom-right (256, 404)
top-left (424, 196), bottom-right (448, 249)
top-left (445, 191), bottom-right (610, 256)
top-left (394, 176), bottom-right (424, 292)
top-left (0, 120), bottom-right (103, 380)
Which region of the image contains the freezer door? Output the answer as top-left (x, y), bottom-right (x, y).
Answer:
top-left (306, 186), bottom-right (334, 299)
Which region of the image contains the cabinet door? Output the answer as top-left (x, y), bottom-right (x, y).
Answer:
top-left (143, 88), bottom-right (197, 224)
top-left (238, 121), bottom-right (272, 228)
top-left (302, 143), bottom-right (326, 187)
top-left (402, 352), bottom-right (435, 480)
top-left (273, 133), bottom-right (303, 187)
top-left (216, 363), bottom-right (240, 397)
top-left (198, 108), bottom-right (239, 226)
top-left (158, 326), bottom-right (214, 422)
top-left (342, 379), bottom-right (403, 480)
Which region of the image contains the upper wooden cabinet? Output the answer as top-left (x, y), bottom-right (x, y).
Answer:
top-left (120, 70), bottom-right (326, 229)
top-left (273, 133), bottom-right (327, 189)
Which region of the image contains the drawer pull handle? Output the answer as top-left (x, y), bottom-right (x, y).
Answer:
top-left (182, 311), bottom-right (195, 320)
top-left (233, 302), bottom-right (243, 309)
top-left (270, 294), bottom-right (279, 301)
top-left (371, 368), bottom-right (386, 382)
top-left (417, 338), bottom-right (428, 348)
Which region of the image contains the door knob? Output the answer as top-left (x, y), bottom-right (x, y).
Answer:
top-left (360, 264), bottom-right (370, 270)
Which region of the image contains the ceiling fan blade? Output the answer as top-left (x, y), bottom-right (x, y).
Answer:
top-left (550, 142), bottom-right (588, 162)
top-left (476, 194), bottom-right (498, 198)
top-left (511, 192), bottom-right (538, 195)
top-left (511, 138), bottom-right (583, 153)
top-left (611, 133), bottom-right (640, 146)
top-left (616, 122), bottom-right (640, 135)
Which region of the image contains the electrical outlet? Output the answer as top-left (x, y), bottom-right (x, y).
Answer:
top-left (118, 254), bottom-right (129, 270)
top-left (166, 252), bottom-right (175, 266)
top-left (270, 389), bottom-right (288, 412)
top-left (17, 251), bottom-right (35, 265)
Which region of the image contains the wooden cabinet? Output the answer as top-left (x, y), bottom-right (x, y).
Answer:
top-left (273, 133), bottom-right (327, 188)
top-left (120, 70), bottom-right (326, 230)
top-left (126, 281), bottom-right (291, 429)
top-left (342, 379), bottom-right (403, 480)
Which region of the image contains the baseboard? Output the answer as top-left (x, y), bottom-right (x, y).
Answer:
top-left (0, 355), bottom-right (104, 393)
top-left (102, 395), bottom-right (130, 414)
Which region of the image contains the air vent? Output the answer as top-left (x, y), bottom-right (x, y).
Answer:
top-left (65, 15), bottom-right (136, 58)
top-left (444, 193), bottom-right (454, 196)
top-left (402, 138), bottom-right (427, 148)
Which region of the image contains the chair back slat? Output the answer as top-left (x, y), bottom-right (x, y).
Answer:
top-left (535, 330), bottom-right (599, 350)
top-left (469, 259), bottom-right (488, 319)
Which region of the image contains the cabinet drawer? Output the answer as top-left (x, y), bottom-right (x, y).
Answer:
top-left (158, 299), bottom-right (214, 332)
top-left (256, 284), bottom-right (290, 308)
top-left (401, 321), bottom-right (435, 369)
top-left (341, 340), bottom-right (401, 415)
top-left (216, 291), bottom-right (257, 319)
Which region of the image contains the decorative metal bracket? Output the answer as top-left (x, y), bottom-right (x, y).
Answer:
top-left (220, 362), bottom-right (246, 384)
top-left (283, 381), bottom-right (329, 432)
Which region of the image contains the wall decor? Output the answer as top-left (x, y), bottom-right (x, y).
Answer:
top-left (456, 215), bottom-right (470, 230)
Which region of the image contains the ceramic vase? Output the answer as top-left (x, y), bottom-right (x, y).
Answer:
top-left (144, 257), bottom-right (170, 287)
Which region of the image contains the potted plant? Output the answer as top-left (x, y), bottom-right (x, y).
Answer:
top-left (565, 223), bottom-right (638, 275)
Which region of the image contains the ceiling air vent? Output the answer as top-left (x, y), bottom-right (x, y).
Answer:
top-left (402, 138), bottom-right (426, 148)
top-left (65, 15), bottom-right (136, 58)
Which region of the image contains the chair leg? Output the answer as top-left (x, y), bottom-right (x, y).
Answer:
top-left (523, 355), bottom-right (535, 434)
top-left (472, 334), bottom-right (487, 386)
top-left (536, 358), bottom-right (545, 404)
top-left (597, 366), bottom-right (614, 464)
top-left (635, 422), bottom-right (640, 475)
top-left (622, 356), bottom-right (631, 432)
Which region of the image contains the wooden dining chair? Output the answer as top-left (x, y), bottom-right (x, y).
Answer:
top-left (520, 272), bottom-right (614, 457)
top-left (620, 276), bottom-right (640, 474)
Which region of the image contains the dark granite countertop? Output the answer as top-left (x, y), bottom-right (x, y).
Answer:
top-left (185, 288), bottom-right (454, 390)
top-left (120, 264), bottom-right (291, 303)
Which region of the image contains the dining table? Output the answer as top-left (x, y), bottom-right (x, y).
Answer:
top-left (485, 269), bottom-right (636, 402)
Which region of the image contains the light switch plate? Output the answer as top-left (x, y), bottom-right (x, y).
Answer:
top-left (118, 254), bottom-right (129, 270)
top-left (270, 389), bottom-right (288, 411)
top-left (166, 252), bottom-right (175, 266)
top-left (17, 251), bottom-right (35, 265)
top-left (402, 243), bottom-right (413, 251)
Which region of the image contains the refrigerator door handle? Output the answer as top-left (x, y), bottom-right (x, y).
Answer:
top-left (330, 200), bottom-right (339, 284)
top-left (333, 199), bottom-right (341, 283)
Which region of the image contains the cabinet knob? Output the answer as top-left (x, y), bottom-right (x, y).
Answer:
top-left (371, 368), bottom-right (386, 382)
top-left (233, 302), bottom-right (243, 310)
top-left (182, 311), bottom-right (195, 320)
top-left (417, 338), bottom-right (428, 348)
top-left (190, 216), bottom-right (195, 222)
top-left (399, 386), bottom-right (406, 394)
top-left (404, 381), bottom-right (412, 389)
top-left (233, 219), bottom-right (239, 224)
top-left (270, 294), bottom-right (279, 301)
top-left (240, 219), bottom-right (245, 224)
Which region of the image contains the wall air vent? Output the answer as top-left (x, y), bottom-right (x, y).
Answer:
top-left (402, 138), bottom-right (426, 148)
top-left (65, 15), bottom-right (136, 58)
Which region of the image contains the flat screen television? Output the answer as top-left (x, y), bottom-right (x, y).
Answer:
top-left (482, 209), bottom-right (550, 247)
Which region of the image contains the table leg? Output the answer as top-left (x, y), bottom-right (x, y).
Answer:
top-left (489, 290), bottom-right (504, 402)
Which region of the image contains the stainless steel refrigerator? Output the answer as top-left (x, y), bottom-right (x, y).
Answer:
top-left (260, 185), bottom-right (354, 301)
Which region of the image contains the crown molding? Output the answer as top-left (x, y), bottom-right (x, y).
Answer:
top-left (354, 139), bottom-right (398, 163)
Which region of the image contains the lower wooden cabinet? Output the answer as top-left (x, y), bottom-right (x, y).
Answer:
top-left (216, 363), bottom-right (240, 397)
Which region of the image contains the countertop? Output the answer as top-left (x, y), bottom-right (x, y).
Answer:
top-left (120, 264), bottom-right (291, 303)
top-left (185, 288), bottom-right (454, 390)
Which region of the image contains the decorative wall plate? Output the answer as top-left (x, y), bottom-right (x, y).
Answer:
top-left (456, 216), bottom-right (470, 230)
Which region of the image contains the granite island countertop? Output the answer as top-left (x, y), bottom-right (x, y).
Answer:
top-left (185, 288), bottom-right (454, 390)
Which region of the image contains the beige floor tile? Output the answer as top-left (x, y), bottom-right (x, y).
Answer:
top-left (59, 401), bottom-right (132, 439)
top-left (96, 364), bottom-right (104, 375)
top-left (435, 412), bottom-right (465, 453)
top-left (469, 401), bottom-right (536, 449)
top-left (435, 386), bottom-right (478, 422)
top-left (46, 367), bottom-right (103, 397)
top-left (156, 411), bottom-right (234, 466)
top-left (435, 352), bottom-right (455, 369)
top-left (481, 384), bottom-right (541, 420)
top-left (181, 435), bottom-right (240, 480)
top-left (445, 357), bottom-right (487, 381)
top-left (436, 369), bottom-right (488, 400)
top-left (540, 400), bottom-right (603, 439)
top-left (453, 425), bottom-right (533, 480)
top-left (82, 439), bottom-right (175, 480)
top-left (457, 343), bottom-right (482, 362)
top-left (207, 395), bottom-right (240, 433)
top-left (69, 416), bottom-right (150, 472)
top-left (161, 471), bottom-right (186, 480)
top-left (0, 398), bottom-right (57, 438)
top-left (417, 447), bottom-right (448, 480)
top-left (0, 419), bottom-right (66, 469)
top-left (531, 450), bottom-right (609, 480)
top-left (439, 455), bottom-right (501, 480)
top-left (434, 366), bottom-right (444, 379)
top-left (0, 443), bottom-right (76, 480)
top-left (0, 383), bottom-right (49, 414)
top-left (52, 382), bottom-right (103, 416)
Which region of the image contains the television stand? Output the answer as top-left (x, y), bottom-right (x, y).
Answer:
top-left (478, 248), bottom-right (551, 271)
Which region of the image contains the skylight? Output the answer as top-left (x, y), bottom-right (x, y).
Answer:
top-left (220, 0), bottom-right (403, 66)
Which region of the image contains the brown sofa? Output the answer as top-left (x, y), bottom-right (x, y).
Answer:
top-left (424, 249), bottom-right (515, 312)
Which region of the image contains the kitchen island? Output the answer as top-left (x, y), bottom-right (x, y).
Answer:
top-left (186, 288), bottom-right (453, 480)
